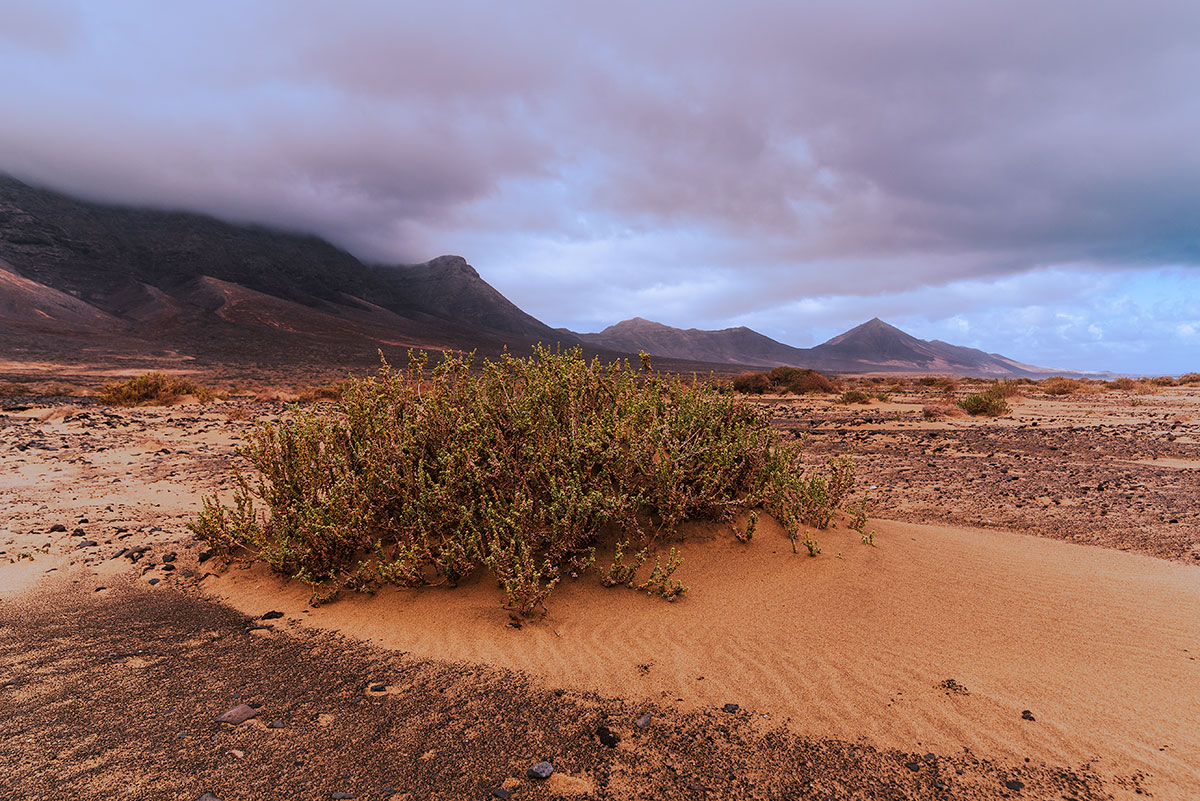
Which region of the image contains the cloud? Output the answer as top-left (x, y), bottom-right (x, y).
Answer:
top-left (1, 0), bottom-right (1198, 370)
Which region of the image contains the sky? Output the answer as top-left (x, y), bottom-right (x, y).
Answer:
top-left (1, 0), bottom-right (1197, 374)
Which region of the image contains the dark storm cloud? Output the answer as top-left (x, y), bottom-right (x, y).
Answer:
top-left (1, 0), bottom-right (1198, 370)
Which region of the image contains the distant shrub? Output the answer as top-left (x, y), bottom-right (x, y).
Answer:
top-left (922, 403), bottom-right (951, 420)
top-left (916, 375), bottom-right (958, 394)
top-left (299, 379), bottom-right (350, 402)
top-left (1107, 377), bottom-right (1137, 391)
top-left (732, 371), bottom-right (771, 394)
top-left (0, 382), bottom-right (27, 397)
top-left (1040, 376), bottom-right (1084, 396)
top-left (988, 379), bottom-right (1022, 398)
top-left (956, 390), bottom-right (1010, 417)
top-left (767, 366), bottom-right (837, 394)
top-left (836, 389), bottom-right (871, 404)
top-left (190, 348), bottom-right (859, 613)
top-left (1148, 375), bottom-right (1177, 387)
top-left (99, 372), bottom-right (211, 406)
top-left (1179, 372), bottom-right (1200, 386)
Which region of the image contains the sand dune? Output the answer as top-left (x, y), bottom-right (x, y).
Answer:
top-left (210, 516), bottom-right (1200, 798)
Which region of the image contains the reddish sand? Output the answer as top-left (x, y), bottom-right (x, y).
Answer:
top-left (210, 516), bottom-right (1200, 798)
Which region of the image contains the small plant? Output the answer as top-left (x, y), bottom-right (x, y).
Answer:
top-left (956, 391), bottom-right (1009, 417)
top-left (922, 403), bottom-right (951, 420)
top-left (873, 392), bottom-right (891, 402)
top-left (738, 511), bottom-right (758, 543)
top-left (861, 530), bottom-right (875, 546)
top-left (767, 367), bottom-right (837, 395)
top-left (99, 371), bottom-right (211, 406)
top-left (636, 547), bottom-right (687, 599)
top-left (1040, 376), bottom-right (1084, 396)
top-left (837, 390), bottom-right (871, 405)
top-left (732, 371), bottom-right (771, 394)
top-left (801, 531), bottom-right (821, 556)
top-left (601, 541), bottom-right (649, 588)
top-left (849, 489), bottom-right (870, 533)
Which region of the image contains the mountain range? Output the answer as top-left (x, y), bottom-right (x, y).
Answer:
top-left (0, 175), bottom-right (1062, 376)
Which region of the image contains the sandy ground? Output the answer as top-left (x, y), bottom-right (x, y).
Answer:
top-left (2, 388), bottom-right (1198, 799)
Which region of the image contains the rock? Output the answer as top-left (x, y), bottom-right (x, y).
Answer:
top-left (491, 789), bottom-right (512, 800)
top-left (198, 550), bottom-right (213, 563)
top-left (905, 761), bottom-right (921, 772)
top-left (162, 551), bottom-right (177, 563)
top-left (721, 703), bottom-right (740, 713)
top-left (197, 794), bottom-right (222, 801)
top-left (1021, 709), bottom-right (1035, 721)
top-left (595, 725), bottom-right (619, 747)
top-left (215, 703), bottom-right (258, 725)
top-left (160, 563), bottom-right (176, 571)
top-left (50, 524), bottom-right (67, 532)
top-left (369, 683), bottom-right (386, 692)
top-left (148, 578), bottom-right (160, 585)
top-left (266, 720), bottom-right (286, 729)
top-left (634, 713), bottom-right (653, 729)
top-left (527, 760), bottom-right (554, 780)
top-left (77, 540), bottom-right (98, 548)
top-left (1004, 779), bottom-right (1025, 791)
top-left (261, 610), bottom-right (284, 620)
top-left (72, 528), bottom-right (86, 537)
top-left (331, 793), bottom-right (356, 800)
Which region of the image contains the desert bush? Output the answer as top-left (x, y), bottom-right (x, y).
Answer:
top-left (988, 379), bottom-right (1022, 398)
top-left (299, 379), bottom-right (350, 402)
top-left (836, 389), bottom-right (871, 404)
top-left (1040, 376), bottom-right (1083, 396)
top-left (0, 382), bottom-right (27, 396)
top-left (732, 371), bottom-right (771, 394)
top-left (956, 390), bottom-right (1010, 417)
top-left (922, 403), bottom-right (951, 420)
top-left (767, 367), bottom-right (837, 395)
top-left (916, 375), bottom-right (958, 394)
top-left (99, 372), bottom-right (211, 406)
top-left (1107, 377), bottom-right (1137, 391)
top-left (1178, 372), bottom-right (1200, 386)
top-left (1148, 375), bottom-right (1177, 387)
top-left (190, 348), bottom-right (858, 613)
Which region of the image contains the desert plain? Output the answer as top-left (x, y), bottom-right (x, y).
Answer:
top-left (1, 376), bottom-right (1198, 801)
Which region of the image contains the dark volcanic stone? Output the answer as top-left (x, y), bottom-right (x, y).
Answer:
top-left (262, 610), bottom-right (284, 620)
top-left (50, 523), bottom-right (67, 532)
top-left (1021, 709), bottom-right (1036, 721)
top-left (1005, 779), bottom-right (1026, 791)
top-left (526, 760), bottom-right (554, 780)
top-left (905, 761), bottom-right (921, 772)
top-left (595, 725), bottom-right (619, 747)
top-left (331, 793), bottom-right (356, 800)
top-left (721, 703), bottom-right (739, 713)
top-left (491, 789), bottom-right (512, 800)
top-left (77, 540), bottom-right (98, 548)
top-left (197, 794), bottom-right (222, 801)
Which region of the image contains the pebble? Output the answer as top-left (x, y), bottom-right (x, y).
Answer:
top-left (77, 540), bottom-right (98, 548)
top-left (197, 794), bottom-right (222, 801)
top-left (526, 760), bottom-right (554, 780)
top-left (1004, 779), bottom-right (1025, 791)
top-left (369, 683), bottom-right (386, 692)
top-left (266, 720), bottom-right (286, 729)
top-left (216, 704), bottom-right (258, 725)
top-left (148, 578), bottom-right (160, 585)
top-left (721, 703), bottom-right (740, 713)
top-left (162, 551), bottom-right (177, 563)
top-left (491, 789), bottom-right (512, 800)
top-left (262, 610), bottom-right (284, 620)
top-left (50, 524), bottom-right (67, 532)
top-left (634, 713), bottom-right (653, 729)
top-left (905, 761), bottom-right (921, 772)
top-left (1021, 710), bottom-right (1036, 721)
top-left (331, 792), bottom-right (356, 800)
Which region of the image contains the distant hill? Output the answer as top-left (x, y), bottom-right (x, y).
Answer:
top-left (1, 174), bottom-right (1066, 377)
top-left (579, 316), bottom-right (1057, 377)
top-left (0, 175), bottom-right (576, 366)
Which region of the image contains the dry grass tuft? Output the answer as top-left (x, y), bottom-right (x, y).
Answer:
top-left (99, 372), bottom-right (211, 406)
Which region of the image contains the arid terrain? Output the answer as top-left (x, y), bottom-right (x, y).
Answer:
top-left (2, 380), bottom-right (1198, 800)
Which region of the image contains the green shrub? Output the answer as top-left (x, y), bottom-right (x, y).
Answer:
top-left (956, 389), bottom-right (1010, 417)
top-left (732, 371), bottom-right (771, 394)
top-left (99, 372), bottom-right (211, 406)
top-left (190, 348), bottom-right (858, 613)
top-left (836, 390), bottom-right (871, 404)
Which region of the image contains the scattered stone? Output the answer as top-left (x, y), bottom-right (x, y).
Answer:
top-left (331, 792), bottom-right (356, 800)
top-left (905, 761), bottom-right (921, 772)
top-left (198, 550), bottom-right (213, 563)
top-left (162, 551), bottom-right (177, 563)
top-left (266, 720), bottom-right (286, 729)
top-left (72, 528), bottom-right (86, 536)
top-left (595, 725), bottom-right (620, 747)
top-left (50, 524), bottom-right (67, 532)
top-left (527, 760), bottom-right (554, 780)
top-left (160, 563), bottom-right (176, 571)
top-left (197, 794), bottom-right (222, 801)
top-left (148, 578), bottom-right (160, 585)
top-left (215, 703), bottom-right (258, 725)
top-left (369, 683), bottom-right (386, 692)
top-left (261, 610), bottom-right (284, 620)
top-left (1004, 779), bottom-right (1026, 791)
top-left (1021, 709), bottom-right (1036, 721)
top-left (721, 703), bottom-right (739, 713)
top-left (77, 540), bottom-right (98, 548)
top-left (491, 789), bottom-right (512, 800)
top-left (227, 749), bottom-right (245, 760)
top-left (634, 713), bottom-right (653, 729)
